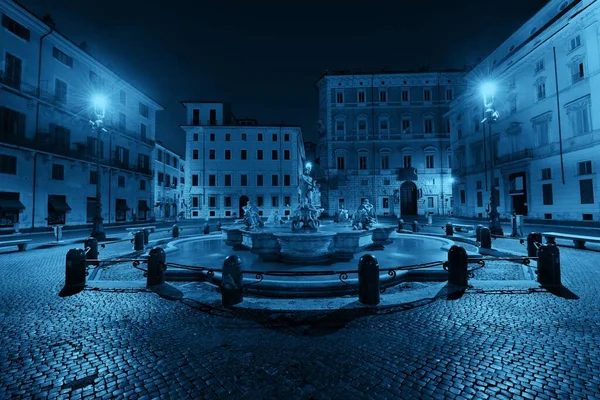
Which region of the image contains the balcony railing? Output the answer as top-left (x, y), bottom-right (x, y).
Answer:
top-left (496, 148), bottom-right (533, 166)
top-left (332, 131), bottom-right (448, 141)
top-left (0, 70), bottom-right (38, 97)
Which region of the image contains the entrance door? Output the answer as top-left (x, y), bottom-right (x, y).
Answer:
top-left (239, 195), bottom-right (249, 217)
top-left (509, 172), bottom-right (528, 216)
top-left (400, 181), bottom-right (418, 215)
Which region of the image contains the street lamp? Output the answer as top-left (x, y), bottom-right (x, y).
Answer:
top-left (480, 81), bottom-right (504, 236)
top-left (90, 94), bottom-right (108, 240)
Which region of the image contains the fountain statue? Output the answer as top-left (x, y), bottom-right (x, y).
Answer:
top-left (334, 205), bottom-right (350, 223)
top-left (291, 162), bottom-right (322, 233)
top-left (241, 201), bottom-right (263, 231)
top-left (266, 209), bottom-right (283, 225)
top-left (351, 199), bottom-right (377, 230)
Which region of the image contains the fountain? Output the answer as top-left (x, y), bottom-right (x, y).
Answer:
top-left (222, 163), bottom-right (396, 264)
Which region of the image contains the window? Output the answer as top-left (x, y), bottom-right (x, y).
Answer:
top-left (117, 113), bottom-right (126, 131)
top-left (52, 47), bottom-right (73, 67)
top-left (358, 118), bottom-right (367, 136)
top-left (460, 190), bottom-right (466, 204)
top-left (509, 97), bottom-right (517, 114)
top-left (272, 175), bottom-right (279, 186)
top-left (54, 79), bottom-right (68, 104)
top-left (0, 155), bottom-right (17, 175)
top-left (536, 82), bottom-right (546, 101)
top-left (477, 192), bottom-right (483, 207)
top-left (209, 197), bottom-right (216, 208)
top-left (225, 174), bottom-right (232, 186)
top-left (427, 197), bottom-right (434, 208)
top-left (157, 172), bottom-right (164, 184)
top-left (140, 123), bottom-right (147, 142)
top-left (272, 133), bottom-right (277, 142)
top-left (52, 164), bottom-right (64, 180)
top-left (209, 149), bottom-right (216, 160)
top-left (578, 161), bottom-right (592, 175)
top-left (381, 154), bottom-right (390, 170)
top-left (570, 35), bottom-right (581, 51)
top-left (336, 91), bottom-right (344, 104)
top-left (2, 15), bottom-right (30, 41)
top-left (358, 90), bottom-right (366, 103)
top-left (210, 133), bottom-right (215, 141)
top-left (571, 62), bottom-right (585, 83)
top-left (284, 150), bottom-right (290, 160)
top-left (257, 196), bottom-right (264, 207)
top-left (225, 149), bottom-right (231, 160)
top-left (89, 71), bottom-right (104, 87)
top-left (426, 155), bottom-right (435, 169)
top-left (258, 133), bottom-right (263, 141)
top-left (403, 155), bottom-right (412, 168)
top-left (383, 197), bottom-right (390, 209)
top-left (445, 88), bottom-right (453, 101)
top-left (284, 196), bottom-right (291, 207)
top-left (284, 174), bottom-right (291, 186)
top-left (190, 133), bottom-right (197, 143)
top-left (542, 183), bottom-right (553, 205)
top-left (336, 119), bottom-right (345, 137)
top-left (474, 118), bottom-right (480, 133)
top-left (401, 118), bottom-right (411, 134)
top-left (242, 133), bottom-right (247, 141)
top-left (361, 179), bottom-right (368, 186)
top-left (580, 179), bottom-right (594, 204)
top-left (87, 171), bottom-right (97, 185)
top-left (423, 89), bottom-right (432, 102)
top-left (570, 105), bottom-right (591, 135)
top-left (534, 59), bottom-right (545, 73)
top-left (192, 174), bottom-right (199, 186)
top-left (257, 150), bottom-right (263, 160)
top-left (534, 119), bottom-right (550, 146)
top-left (424, 118), bottom-right (434, 133)
top-left (272, 150), bottom-right (278, 160)
top-left (401, 89), bottom-right (409, 103)
top-left (471, 141), bottom-right (483, 165)
top-left (225, 133), bottom-right (231, 141)
top-left (257, 175), bottom-right (263, 186)
top-left (384, 178), bottom-right (390, 186)
top-left (241, 174), bottom-right (248, 186)
top-left (359, 156), bottom-right (368, 170)
top-left (192, 196), bottom-right (199, 208)
top-left (139, 103), bottom-right (149, 118)
top-left (379, 118), bottom-right (389, 136)
top-left (209, 175), bottom-right (216, 186)
top-left (337, 156), bottom-right (345, 170)
top-left (542, 168), bottom-right (552, 180)
top-left (4, 53), bottom-right (22, 91)
top-left (193, 149), bottom-right (199, 160)
top-left (379, 89), bottom-right (387, 103)
top-left (272, 196), bottom-right (279, 207)
top-left (118, 176), bottom-right (125, 188)
top-left (225, 196), bottom-right (232, 207)
top-left (284, 133), bottom-right (290, 141)
top-left (241, 149), bottom-right (247, 160)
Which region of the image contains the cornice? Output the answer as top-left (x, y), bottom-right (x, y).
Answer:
top-left (320, 72), bottom-right (466, 89)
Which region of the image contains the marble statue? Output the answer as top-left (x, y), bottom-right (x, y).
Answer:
top-left (351, 199), bottom-right (378, 230)
top-left (334, 205), bottom-right (349, 223)
top-left (291, 162), bottom-right (321, 233)
top-left (241, 201), bottom-right (263, 231)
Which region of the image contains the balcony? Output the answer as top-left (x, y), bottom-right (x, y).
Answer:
top-left (0, 70), bottom-right (38, 97)
top-left (331, 131), bottom-right (449, 141)
top-left (496, 148), bottom-right (533, 166)
top-left (111, 156), bottom-right (152, 175)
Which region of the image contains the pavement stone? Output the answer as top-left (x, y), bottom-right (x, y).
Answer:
top-left (0, 231), bottom-right (600, 399)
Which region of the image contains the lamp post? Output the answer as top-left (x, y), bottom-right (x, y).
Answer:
top-left (481, 82), bottom-right (504, 236)
top-left (90, 94), bottom-right (108, 240)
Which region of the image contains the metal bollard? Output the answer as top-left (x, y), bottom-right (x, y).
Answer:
top-left (84, 237), bottom-right (98, 266)
top-left (475, 225), bottom-right (484, 242)
top-left (358, 254), bottom-right (380, 306)
top-left (147, 247), bottom-right (166, 287)
top-left (537, 244), bottom-right (561, 287)
top-left (133, 231), bottom-right (144, 251)
top-left (222, 255), bottom-right (244, 307)
top-left (411, 221), bottom-right (420, 233)
top-left (63, 248), bottom-right (87, 290)
top-left (447, 245), bottom-right (468, 287)
top-left (172, 224), bottom-right (180, 238)
top-left (142, 229), bottom-right (150, 245)
top-left (445, 222), bottom-right (454, 236)
top-left (480, 227), bottom-right (491, 249)
top-left (527, 232), bottom-right (542, 258)
top-left (203, 223), bottom-right (210, 235)
top-left (396, 218), bottom-right (404, 233)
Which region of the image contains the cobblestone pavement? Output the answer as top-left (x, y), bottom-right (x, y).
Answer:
top-left (1, 236), bottom-right (600, 399)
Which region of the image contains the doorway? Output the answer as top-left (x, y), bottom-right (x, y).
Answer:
top-left (239, 195), bottom-right (249, 217)
top-left (509, 172), bottom-right (528, 216)
top-left (400, 181), bottom-right (418, 215)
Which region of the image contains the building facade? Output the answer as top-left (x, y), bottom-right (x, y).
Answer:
top-left (0, 0), bottom-right (162, 231)
top-left (447, 0), bottom-right (600, 222)
top-left (181, 101), bottom-right (305, 220)
top-left (316, 71), bottom-right (465, 217)
top-left (153, 142), bottom-right (184, 220)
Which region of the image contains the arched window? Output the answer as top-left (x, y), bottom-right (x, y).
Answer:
top-left (334, 115), bottom-right (347, 140)
top-left (378, 114), bottom-right (390, 139)
top-left (357, 115), bottom-right (368, 138)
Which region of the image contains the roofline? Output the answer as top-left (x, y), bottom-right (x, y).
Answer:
top-left (180, 124), bottom-right (302, 129)
top-left (180, 100), bottom-right (228, 107)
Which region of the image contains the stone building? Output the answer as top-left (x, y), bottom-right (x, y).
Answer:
top-left (153, 142), bottom-right (184, 220)
top-left (316, 70), bottom-right (466, 218)
top-left (181, 101), bottom-right (305, 220)
top-left (0, 0), bottom-right (162, 231)
top-left (447, 0), bottom-right (600, 222)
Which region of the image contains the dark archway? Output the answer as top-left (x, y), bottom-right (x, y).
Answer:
top-left (400, 181), bottom-right (418, 215)
top-left (239, 195), bottom-right (249, 217)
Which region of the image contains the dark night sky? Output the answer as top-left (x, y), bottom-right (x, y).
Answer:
top-left (20, 0), bottom-right (549, 155)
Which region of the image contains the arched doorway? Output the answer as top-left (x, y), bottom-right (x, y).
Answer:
top-left (239, 195), bottom-right (249, 217)
top-left (400, 181), bottom-right (418, 215)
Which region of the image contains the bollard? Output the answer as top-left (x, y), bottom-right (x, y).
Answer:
top-left (411, 221), bottom-right (420, 233)
top-left (84, 237), bottom-right (98, 266)
top-left (142, 229), bottom-right (150, 245)
top-left (480, 227), bottom-right (491, 249)
top-left (527, 232), bottom-right (542, 258)
top-left (537, 244), bottom-right (561, 287)
top-left (147, 247), bottom-right (166, 287)
top-left (133, 231), bottom-right (144, 251)
top-left (427, 213), bottom-right (433, 225)
top-left (445, 222), bottom-right (454, 236)
top-left (358, 254), bottom-right (380, 306)
top-left (62, 248), bottom-right (87, 291)
top-left (475, 225), bottom-right (484, 242)
top-left (203, 223), bottom-right (210, 235)
top-left (396, 218), bottom-right (404, 233)
top-left (172, 224), bottom-right (180, 238)
top-left (447, 245), bottom-right (468, 287)
top-left (222, 255), bottom-right (244, 307)
top-left (216, 222), bottom-right (222, 231)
